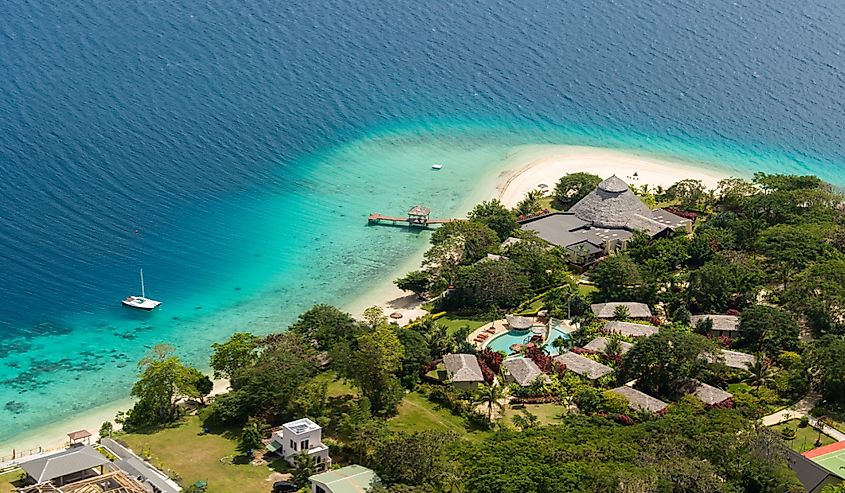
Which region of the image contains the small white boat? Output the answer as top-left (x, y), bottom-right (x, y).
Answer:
top-left (431, 164), bottom-right (443, 170)
top-left (122, 268), bottom-right (161, 310)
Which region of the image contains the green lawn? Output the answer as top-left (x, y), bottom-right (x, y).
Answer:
top-left (507, 403), bottom-right (568, 426)
top-left (311, 371), bottom-right (358, 398)
top-left (389, 392), bottom-right (469, 435)
top-left (0, 470), bottom-right (25, 493)
top-left (577, 284), bottom-right (597, 298)
top-left (771, 419), bottom-right (836, 453)
top-left (438, 316), bottom-right (488, 336)
top-left (119, 416), bottom-right (288, 493)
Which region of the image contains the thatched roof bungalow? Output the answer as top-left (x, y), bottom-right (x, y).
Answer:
top-left (503, 357), bottom-right (549, 386)
top-left (443, 354), bottom-right (484, 389)
top-left (690, 314), bottom-right (741, 338)
top-left (582, 336), bottom-right (634, 355)
top-left (691, 382), bottom-right (733, 408)
top-left (554, 352), bottom-right (613, 380)
top-left (718, 349), bottom-right (757, 370)
top-left (602, 320), bottom-right (659, 337)
top-left (591, 302), bottom-right (652, 319)
top-left (609, 386), bottom-right (668, 415)
top-left (505, 314), bottom-right (534, 330)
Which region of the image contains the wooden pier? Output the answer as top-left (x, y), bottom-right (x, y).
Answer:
top-left (368, 205), bottom-right (466, 228)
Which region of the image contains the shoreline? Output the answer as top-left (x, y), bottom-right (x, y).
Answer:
top-left (0, 143), bottom-right (737, 460)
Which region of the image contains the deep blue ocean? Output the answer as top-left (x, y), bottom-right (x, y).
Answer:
top-left (1, 0), bottom-right (844, 447)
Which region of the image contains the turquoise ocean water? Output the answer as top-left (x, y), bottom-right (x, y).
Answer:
top-left (1, 0), bottom-right (845, 447)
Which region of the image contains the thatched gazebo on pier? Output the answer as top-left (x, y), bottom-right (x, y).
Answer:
top-left (408, 205), bottom-right (432, 227)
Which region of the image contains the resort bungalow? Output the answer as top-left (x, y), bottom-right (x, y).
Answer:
top-left (268, 418), bottom-right (331, 471)
top-left (717, 349), bottom-right (757, 371)
top-left (690, 314), bottom-right (740, 338)
top-left (591, 302), bottom-right (652, 320)
top-left (609, 386), bottom-right (668, 415)
top-left (519, 176), bottom-right (690, 265)
top-left (554, 352), bottom-right (613, 381)
top-left (582, 336), bottom-right (633, 355)
top-left (690, 382), bottom-right (733, 408)
top-left (309, 465), bottom-right (380, 493)
top-left (502, 357), bottom-right (549, 387)
top-left (601, 320), bottom-right (659, 338)
top-left (443, 353), bottom-right (485, 390)
top-left (100, 438), bottom-right (181, 493)
top-left (19, 445), bottom-right (112, 487)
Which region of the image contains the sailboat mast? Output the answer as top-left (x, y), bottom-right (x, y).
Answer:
top-left (140, 269), bottom-right (146, 298)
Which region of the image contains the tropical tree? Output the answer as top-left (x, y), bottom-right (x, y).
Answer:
top-left (291, 452), bottom-right (317, 488)
top-left (745, 356), bottom-right (775, 391)
top-left (428, 220), bottom-right (499, 265)
top-left (126, 344), bottom-right (199, 428)
top-left (613, 305), bottom-right (630, 320)
top-left (553, 172), bottom-right (602, 210)
top-left (468, 199), bottom-right (519, 241)
top-left (209, 332), bottom-right (260, 380)
top-left (194, 374), bottom-right (214, 404)
top-left (514, 189), bottom-right (545, 217)
top-left (288, 304), bottom-right (360, 351)
top-left (784, 259), bottom-right (845, 335)
top-left (757, 223), bottom-right (830, 287)
top-left (334, 325), bottom-right (405, 414)
top-left (511, 409), bottom-right (540, 430)
top-left (238, 422), bottom-right (263, 455)
top-left (374, 431), bottom-right (457, 487)
top-left (474, 383), bottom-right (505, 422)
top-left (589, 254), bottom-right (643, 302)
top-left (452, 259), bottom-right (531, 310)
top-left (394, 270), bottom-right (431, 299)
top-left (737, 305), bottom-right (800, 355)
top-left (804, 336), bottom-right (845, 404)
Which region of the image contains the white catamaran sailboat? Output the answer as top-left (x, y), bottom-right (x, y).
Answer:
top-left (122, 269), bottom-right (162, 310)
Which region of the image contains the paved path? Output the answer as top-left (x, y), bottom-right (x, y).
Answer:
top-left (761, 393), bottom-right (845, 442)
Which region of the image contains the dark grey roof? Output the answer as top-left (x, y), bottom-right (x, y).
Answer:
top-left (582, 336), bottom-right (633, 355)
top-left (569, 176), bottom-right (651, 228)
top-left (503, 357), bottom-right (548, 386)
top-left (408, 205), bottom-right (431, 216)
top-left (592, 303), bottom-right (652, 319)
top-left (609, 386), bottom-right (668, 414)
top-left (625, 214), bottom-right (673, 236)
top-left (554, 352), bottom-right (613, 380)
top-left (786, 449), bottom-right (844, 493)
top-left (443, 354), bottom-right (484, 383)
top-left (690, 314), bottom-right (740, 332)
top-left (20, 445), bottom-right (111, 484)
top-left (519, 213), bottom-right (590, 247)
top-left (691, 382), bottom-right (733, 406)
top-left (650, 209), bottom-right (691, 229)
top-left (101, 438), bottom-right (180, 493)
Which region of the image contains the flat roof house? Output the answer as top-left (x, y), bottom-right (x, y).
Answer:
top-left (601, 320), bottom-right (659, 337)
top-left (309, 464), bottom-right (380, 493)
top-left (268, 418), bottom-right (331, 471)
top-left (519, 176), bottom-right (690, 265)
top-left (443, 353), bottom-right (485, 390)
top-left (609, 386), bottom-right (668, 415)
top-left (554, 352), bottom-right (613, 380)
top-left (502, 357), bottom-right (549, 386)
top-left (582, 336), bottom-right (634, 355)
top-left (591, 302), bottom-right (652, 320)
top-left (690, 314), bottom-right (740, 338)
top-left (19, 445), bottom-right (112, 487)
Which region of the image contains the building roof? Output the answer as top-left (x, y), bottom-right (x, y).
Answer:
top-left (500, 237), bottom-right (523, 249)
top-left (609, 386), bottom-right (668, 414)
top-left (100, 438), bottom-right (181, 493)
top-left (67, 430), bottom-right (92, 441)
top-left (554, 352), bottom-right (613, 380)
top-left (691, 382), bottom-right (733, 406)
top-left (591, 302), bottom-right (652, 319)
top-left (503, 357), bottom-right (548, 386)
top-left (20, 445), bottom-right (111, 484)
top-left (690, 314), bottom-right (740, 332)
top-left (408, 205), bottom-right (431, 216)
top-left (569, 176), bottom-right (651, 229)
top-left (442, 353), bottom-right (484, 383)
top-left (602, 320), bottom-right (659, 337)
top-left (786, 448), bottom-right (844, 493)
top-left (505, 314), bottom-right (534, 330)
top-left (718, 349), bottom-right (757, 370)
top-left (309, 464), bottom-right (380, 493)
top-left (282, 418), bottom-right (321, 435)
top-left (582, 336), bottom-right (633, 355)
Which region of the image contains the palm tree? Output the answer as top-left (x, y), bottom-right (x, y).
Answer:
top-left (746, 355), bottom-right (774, 391)
top-left (474, 382), bottom-right (505, 422)
top-left (603, 338), bottom-right (623, 361)
top-left (551, 336), bottom-right (568, 354)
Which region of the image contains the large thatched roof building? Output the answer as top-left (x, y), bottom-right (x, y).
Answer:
top-left (519, 175), bottom-right (690, 265)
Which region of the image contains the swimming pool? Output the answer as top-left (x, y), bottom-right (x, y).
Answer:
top-left (485, 326), bottom-right (570, 355)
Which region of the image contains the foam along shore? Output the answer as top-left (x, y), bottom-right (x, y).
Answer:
top-left (496, 145), bottom-right (733, 208)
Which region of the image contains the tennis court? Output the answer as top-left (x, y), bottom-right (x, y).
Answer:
top-left (805, 441), bottom-right (845, 474)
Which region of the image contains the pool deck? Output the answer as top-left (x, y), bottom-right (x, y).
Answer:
top-left (467, 319), bottom-right (510, 349)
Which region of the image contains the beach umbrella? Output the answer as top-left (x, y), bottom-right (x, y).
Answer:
top-left (389, 312), bottom-right (403, 319)
top-left (538, 183), bottom-right (548, 188)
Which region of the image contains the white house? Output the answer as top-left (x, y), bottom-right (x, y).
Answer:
top-left (269, 418), bottom-right (331, 471)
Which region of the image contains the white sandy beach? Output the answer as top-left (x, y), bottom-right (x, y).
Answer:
top-left (496, 145), bottom-right (732, 208)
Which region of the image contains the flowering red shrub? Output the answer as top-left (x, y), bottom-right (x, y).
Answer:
top-left (479, 349), bottom-right (504, 374)
top-left (614, 414), bottom-right (635, 425)
top-left (725, 308), bottom-right (741, 316)
top-left (572, 347), bottom-right (592, 355)
top-left (711, 398), bottom-right (735, 409)
top-left (649, 316), bottom-right (662, 327)
top-left (477, 359), bottom-right (495, 384)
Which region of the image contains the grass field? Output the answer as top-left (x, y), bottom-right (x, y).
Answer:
top-left (771, 419), bottom-right (836, 453)
top-left (120, 416), bottom-right (288, 493)
top-left (438, 316), bottom-right (488, 336)
top-left (507, 403), bottom-right (568, 426)
top-left (0, 470), bottom-right (25, 493)
top-left (389, 392), bottom-right (469, 435)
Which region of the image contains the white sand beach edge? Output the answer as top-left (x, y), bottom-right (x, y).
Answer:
top-left (495, 145), bottom-right (732, 208)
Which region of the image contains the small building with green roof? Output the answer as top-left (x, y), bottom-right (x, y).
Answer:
top-left (309, 464), bottom-right (380, 493)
